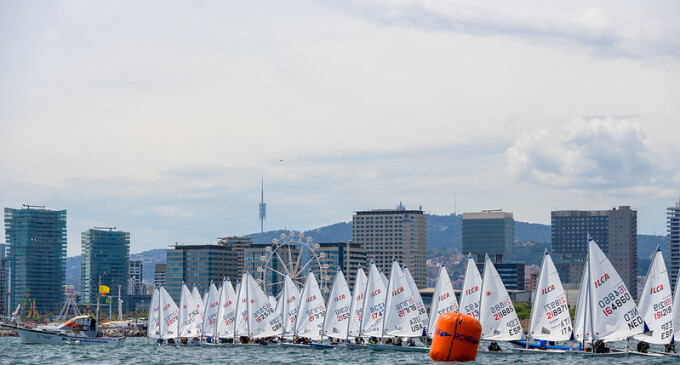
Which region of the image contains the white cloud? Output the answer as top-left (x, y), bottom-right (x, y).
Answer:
top-left (506, 116), bottom-right (679, 194)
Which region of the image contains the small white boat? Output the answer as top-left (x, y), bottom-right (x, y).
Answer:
top-left (17, 315), bottom-right (125, 346)
top-left (628, 351), bottom-right (664, 357)
top-left (345, 343), bottom-right (367, 350)
top-left (477, 349), bottom-right (514, 355)
top-left (512, 348), bottom-right (568, 355)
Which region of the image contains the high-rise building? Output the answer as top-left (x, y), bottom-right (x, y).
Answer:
top-left (352, 206), bottom-right (427, 288)
top-left (5, 206), bottom-right (67, 314)
top-left (81, 228), bottom-right (130, 305)
top-left (0, 243), bottom-right (5, 315)
top-left (154, 264), bottom-right (167, 288)
top-left (551, 206), bottom-right (637, 298)
top-left (668, 199), bottom-right (680, 289)
top-left (316, 242), bottom-right (366, 291)
top-left (166, 241), bottom-right (248, 302)
top-left (128, 260), bottom-right (145, 295)
top-left (462, 210), bottom-right (514, 264)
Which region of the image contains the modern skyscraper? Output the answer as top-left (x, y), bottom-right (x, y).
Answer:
top-left (166, 241), bottom-right (248, 302)
top-left (154, 264), bottom-right (167, 288)
top-left (551, 206), bottom-right (637, 298)
top-left (315, 242), bottom-right (366, 291)
top-left (668, 199), bottom-right (680, 289)
top-left (5, 206), bottom-right (67, 314)
top-left (462, 210), bottom-right (514, 264)
top-left (128, 260), bottom-right (144, 295)
top-left (352, 206), bottom-right (427, 288)
top-left (81, 228), bottom-right (130, 305)
top-left (0, 243), bottom-right (5, 315)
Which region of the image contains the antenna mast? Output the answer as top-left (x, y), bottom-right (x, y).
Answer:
top-left (259, 174), bottom-right (266, 233)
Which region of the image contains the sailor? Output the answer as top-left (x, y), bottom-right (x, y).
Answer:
top-left (664, 343), bottom-right (676, 353)
top-left (488, 341), bottom-right (501, 352)
top-left (406, 338), bottom-right (416, 347)
top-left (538, 340), bottom-right (547, 350)
top-left (636, 341), bottom-right (650, 353)
top-left (593, 340), bottom-right (609, 353)
top-left (368, 336), bottom-right (378, 344)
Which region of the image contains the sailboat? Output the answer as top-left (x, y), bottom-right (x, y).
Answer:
top-left (148, 287), bottom-right (161, 342)
top-left (403, 265), bottom-right (428, 336)
top-left (359, 260), bottom-right (387, 340)
top-left (159, 286), bottom-right (180, 343)
top-left (672, 269), bottom-right (680, 356)
top-left (478, 254), bottom-right (523, 354)
top-left (459, 254), bottom-right (482, 319)
top-left (368, 260), bottom-right (427, 352)
top-left (246, 273), bottom-right (281, 340)
top-left (191, 285), bottom-right (204, 336)
top-left (278, 274), bottom-right (301, 340)
top-left (633, 247), bottom-right (672, 356)
top-left (346, 265), bottom-right (368, 349)
top-left (514, 250), bottom-right (572, 354)
top-left (215, 278), bottom-right (238, 343)
top-left (322, 268), bottom-right (351, 343)
top-left (573, 237), bottom-right (645, 357)
top-left (292, 271), bottom-right (326, 344)
top-left (178, 283), bottom-right (201, 343)
top-left (427, 266), bottom-right (459, 339)
top-left (201, 281), bottom-right (220, 342)
top-left (233, 275), bottom-right (250, 342)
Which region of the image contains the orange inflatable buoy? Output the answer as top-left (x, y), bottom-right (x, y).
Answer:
top-left (429, 312), bottom-right (482, 362)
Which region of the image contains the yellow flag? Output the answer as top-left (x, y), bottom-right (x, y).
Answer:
top-left (99, 285), bottom-right (110, 296)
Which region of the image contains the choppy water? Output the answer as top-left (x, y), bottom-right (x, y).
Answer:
top-left (1, 337), bottom-right (678, 365)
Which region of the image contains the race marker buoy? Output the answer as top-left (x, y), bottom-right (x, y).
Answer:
top-left (429, 312), bottom-right (481, 362)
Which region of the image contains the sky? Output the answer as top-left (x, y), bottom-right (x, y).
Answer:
top-left (1, 1), bottom-right (679, 256)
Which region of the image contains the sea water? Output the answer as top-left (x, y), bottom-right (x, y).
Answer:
top-left (0, 337), bottom-right (678, 365)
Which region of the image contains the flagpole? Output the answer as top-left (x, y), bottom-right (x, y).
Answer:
top-left (96, 275), bottom-right (101, 321)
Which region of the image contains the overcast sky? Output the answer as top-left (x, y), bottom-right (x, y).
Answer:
top-left (2, 1), bottom-right (679, 256)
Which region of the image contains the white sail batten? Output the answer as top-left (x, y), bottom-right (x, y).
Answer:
top-left (323, 269), bottom-right (352, 338)
top-left (360, 262), bottom-right (387, 338)
top-left (294, 271), bottom-right (326, 340)
top-left (479, 255), bottom-right (523, 341)
top-left (634, 248), bottom-right (673, 344)
top-left (528, 251), bottom-right (572, 341)
top-left (459, 254), bottom-right (482, 319)
top-left (159, 286), bottom-right (180, 339)
top-left (427, 266), bottom-right (459, 338)
top-left (382, 260), bottom-right (423, 337)
top-left (586, 238), bottom-right (645, 341)
top-left (216, 279), bottom-right (238, 338)
top-left (347, 266), bottom-right (367, 338)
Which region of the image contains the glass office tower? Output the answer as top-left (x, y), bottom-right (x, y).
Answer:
top-left (81, 228), bottom-right (130, 305)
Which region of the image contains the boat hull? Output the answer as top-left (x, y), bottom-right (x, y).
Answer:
top-left (513, 348), bottom-right (568, 355)
top-left (17, 327), bottom-right (125, 346)
top-left (366, 343), bottom-right (429, 353)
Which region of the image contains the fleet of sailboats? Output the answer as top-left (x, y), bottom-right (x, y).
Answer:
top-left (146, 237), bottom-right (680, 357)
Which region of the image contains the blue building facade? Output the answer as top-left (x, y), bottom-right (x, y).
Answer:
top-left (5, 207), bottom-right (67, 314)
top-left (81, 228), bottom-right (130, 305)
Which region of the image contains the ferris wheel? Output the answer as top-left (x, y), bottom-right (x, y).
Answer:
top-left (257, 231), bottom-right (330, 297)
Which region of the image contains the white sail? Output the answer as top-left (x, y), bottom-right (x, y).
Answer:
top-left (148, 287), bottom-right (161, 339)
top-left (427, 266), bottom-right (459, 338)
top-left (459, 254), bottom-right (482, 319)
top-left (360, 261), bottom-right (387, 337)
top-left (572, 260), bottom-right (592, 342)
top-left (201, 281), bottom-right (220, 338)
top-left (279, 274), bottom-right (301, 336)
top-left (191, 285), bottom-right (204, 335)
top-left (234, 276), bottom-right (249, 337)
top-left (380, 270), bottom-right (389, 288)
top-left (674, 269), bottom-right (680, 343)
top-left (404, 266), bottom-right (428, 333)
top-left (587, 238), bottom-right (645, 341)
top-left (323, 269), bottom-right (352, 338)
top-left (159, 286), bottom-right (180, 339)
top-left (634, 248), bottom-right (672, 344)
top-left (383, 260), bottom-right (423, 337)
top-left (294, 271), bottom-right (326, 340)
top-left (215, 279), bottom-right (238, 338)
top-left (528, 251), bottom-right (572, 341)
top-left (247, 274), bottom-right (281, 338)
top-left (347, 266), bottom-right (367, 338)
top-left (479, 255), bottom-right (523, 340)
top-left (178, 283), bottom-right (202, 337)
